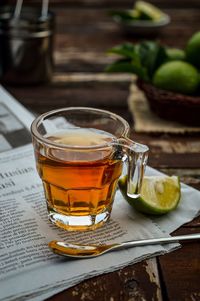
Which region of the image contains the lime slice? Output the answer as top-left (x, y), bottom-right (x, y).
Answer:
top-left (134, 1), bottom-right (164, 21)
top-left (118, 175), bottom-right (181, 215)
top-left (153, 61), bottom-right (199, 94)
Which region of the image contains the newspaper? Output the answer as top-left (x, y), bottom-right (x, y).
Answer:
top-left (0, 144), bottom-right (178, 301)
top-left (0, 85), bottom-right (200, 301)
top-left (0, 86), bottom-right (34, 152)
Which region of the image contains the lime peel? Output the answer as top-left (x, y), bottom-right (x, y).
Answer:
top-left (119, 175), bottom-right (181, 215)
top-left (153, 61), bottom-right (199, 95)
top-left (186, 31), bottom-right (200, 69)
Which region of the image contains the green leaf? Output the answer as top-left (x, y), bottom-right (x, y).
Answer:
top-left (106, 41), bottom-right (168, 81)
top-left (105, 59), bottom-right (135, 72)
top-left (137, 41), bottom-right (167, 78)
top-left (105, 59), bottom-right (149, 81)
top-left (107, 43), bottom-right (137, 59)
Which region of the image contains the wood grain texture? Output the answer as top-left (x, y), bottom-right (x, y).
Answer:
top-left (158, 228), bottom-right (200, 301)
top-left (1, 1), bottom-right (200, 300)
top-left (3, 0), bottom-right (200, 8)
top-left (46, 259), bottom-right (162, 301)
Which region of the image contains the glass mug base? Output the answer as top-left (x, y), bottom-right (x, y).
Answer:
top-left (48, 207), bottom-right (111, 231)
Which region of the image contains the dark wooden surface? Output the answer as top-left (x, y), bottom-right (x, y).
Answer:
top-left (3, 1), bottom-right (200, 300)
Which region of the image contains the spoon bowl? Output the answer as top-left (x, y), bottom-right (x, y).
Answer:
top-left (49, 241), bottom-right (119, 258)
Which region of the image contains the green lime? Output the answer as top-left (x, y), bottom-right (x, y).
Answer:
top-left (118, 175), bottom-right (181, 215)
top-left (153, 61), bottom-right (199, 94)
top-left (186, 31), bottom-right (200, 68)
top-left (134, 1), bottom-right (164, 21)
top-left (166, 48), bottom-right (186, 61)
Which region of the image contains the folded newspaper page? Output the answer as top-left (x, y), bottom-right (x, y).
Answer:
top-left (0, 144), bottom-right (177, 301)
top-left (0, 86), bottom-right (34, 152)
top-left (0, 85), bottom-right (200, 301)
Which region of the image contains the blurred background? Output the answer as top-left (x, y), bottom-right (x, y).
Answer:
top-left (1, 0), bottom-right (200, 120)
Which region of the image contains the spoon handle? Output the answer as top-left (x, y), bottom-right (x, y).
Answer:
top-left (120, 233), bottom-right (200, 249)
top-left (41, 0), bottom-right (49, 19)
top-left (14, 0), bottom-right (24, 19)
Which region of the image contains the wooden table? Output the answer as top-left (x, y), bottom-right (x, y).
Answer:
top-left (3, 1), bottom-right (200, 300)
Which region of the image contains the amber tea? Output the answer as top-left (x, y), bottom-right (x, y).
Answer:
top-left (35, 128), bottom-right (122, 230)
top-left (31, 107), bottom-right (148, 231)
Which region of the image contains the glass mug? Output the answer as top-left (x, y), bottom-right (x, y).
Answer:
top-left (31, 107), bottom-right (149, 231)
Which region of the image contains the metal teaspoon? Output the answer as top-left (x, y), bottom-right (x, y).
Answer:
top-left (49, 233), bottom-right (200, 259)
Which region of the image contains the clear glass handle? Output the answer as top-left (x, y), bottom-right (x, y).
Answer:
top-left (118, 138), bottom-right (149, 198)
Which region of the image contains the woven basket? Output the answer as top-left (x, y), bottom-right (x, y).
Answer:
top-left (137, 79), bottom-right (200, 126)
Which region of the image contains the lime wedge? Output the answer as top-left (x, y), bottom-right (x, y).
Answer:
top-left (134, 1), bottom-right (164, 21)
top-left (118, 175), bottom-right (181, 215)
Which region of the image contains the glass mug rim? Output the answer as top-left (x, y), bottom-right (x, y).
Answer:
top-left (31, 106), bottom-right (130, 150)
